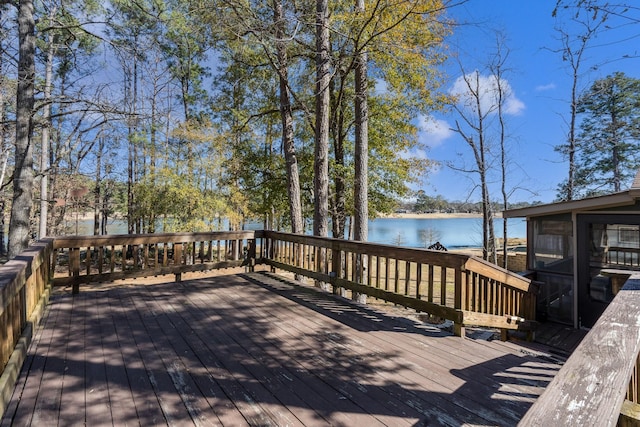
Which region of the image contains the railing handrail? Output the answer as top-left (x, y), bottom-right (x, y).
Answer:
top-left (53, 231), bottom-right (255, 248)
top-left (0, 239), bottom-right (53, 315)
top-left (519, 277), bottom-right (640, 426)
top-left (2, 231), bottom-right (640, 424)
top-left (258, 230), bottom-right (537, 338)
top-left (463, 256), bottom-right (534, 292)
top-left (0, 238), bottom-right (53, 420)
top-left (260, 230), bottom-right (534, 294)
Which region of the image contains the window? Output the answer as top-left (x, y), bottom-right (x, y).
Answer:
top-left (618, 226), bottom-right (640, 247)
top-left (532, 219), bottom-right (573, 274)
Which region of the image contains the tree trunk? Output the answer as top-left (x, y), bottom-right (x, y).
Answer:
top-left (314, 0), bottom-right (330, 290)
top-left (0, 24), bottom-right (8, 256)
top-left (353, 0), bottom-right (368, 303)
top-left (314, 0), bottom-right (330, 239)
top-left (330, 71), bottom-right (346, 240)
top-left (39, 24), bottom-right (55, 239)
top-left (274, 0), bottom-right (303, 234)
top-left (8, 0), bottom-right (35, 259)
top-left (94, 137), bottom-right (103, 235)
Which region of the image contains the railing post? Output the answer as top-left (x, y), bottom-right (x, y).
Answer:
top-left (244, 239), bottom-right (256, 272)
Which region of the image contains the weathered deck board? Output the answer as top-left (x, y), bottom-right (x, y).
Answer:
top-left (2, 271), bottom-right (565, 426)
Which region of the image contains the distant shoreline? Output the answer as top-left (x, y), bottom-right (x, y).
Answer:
top-left (70, 211), bottom-right (503, 222)
top-left (382, 212), bottom-right (503, 219)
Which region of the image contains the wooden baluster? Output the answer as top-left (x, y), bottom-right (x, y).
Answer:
top-left (175, 243), bottom-right (183, 265)
top-left (428, 264), bottom-right (434, 303)
top-left (302, 244), bottom-right (307, 270)
top-left (174, 243), bottom-right (183, 282)
top-left (490, 279), bottom-right (497, 315)
top-left (440, 266), bottom-right (447, 306)
top-left (351, 252), bottom-right (356, 282)
top-left (86, 247), bottom-right (91, 276)
top-left (331, 243), bottom-right (342, 295)
top-left (110, 245), bottom-right (116, 273)
top-left (416, 263), bottom-right (422, 300)
top-left (394, 259), bottom-right (400, 293)
top-left (286, 241), bottom-right (290, 265)
top-left (153, 243), bottom-right (158, 267)
top-left (70, 248), bottom-right (80, 294)
top-left (405, 261), bottom-right (411, 296)
top-left (98, 246), bottom-right (104, 274)
top-left (162, 243), bottom-right (168, 266)
top-left (367, 254), bottom-right (373, 290)
top-left (384, 257), bottom-right (390, 291)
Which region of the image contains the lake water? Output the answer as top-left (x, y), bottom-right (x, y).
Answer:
top-left (66, 216), bottom-right (526, 250)
top-left (367, 217), bottom-right (526, 249)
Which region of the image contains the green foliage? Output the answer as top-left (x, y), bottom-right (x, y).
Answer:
top-left (557, 72), bottom-right (640, 198)
top-left (134, 167), bottom-right (228, 232)
top-left (203, 0), bottom-right (449, 226)
top-left (414, 190), bottom-right (448, 212)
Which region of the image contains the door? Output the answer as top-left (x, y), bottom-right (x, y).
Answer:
top-left (577, 214), bottom-right (640, 327)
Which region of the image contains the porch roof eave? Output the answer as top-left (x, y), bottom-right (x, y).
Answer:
top-left (503, 190), bottom-right (640, 219)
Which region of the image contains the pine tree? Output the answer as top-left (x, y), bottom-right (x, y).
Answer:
top-left (572, 72), bottom-right (640, 197)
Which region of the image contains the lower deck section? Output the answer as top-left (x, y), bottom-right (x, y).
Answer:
top-left (2, 272), bottom-right (564, 426)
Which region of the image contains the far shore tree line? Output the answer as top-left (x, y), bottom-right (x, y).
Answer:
top-left (406, 191), bottom-right (544, 215)
top-left (0, 0), bottom-right (637, 274)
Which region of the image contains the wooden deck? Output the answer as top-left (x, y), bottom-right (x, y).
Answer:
top-left (1, 271), bottom-right (564, 426)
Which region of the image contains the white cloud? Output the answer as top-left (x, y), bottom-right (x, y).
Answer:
top-left (418, 116), bottom-right (454, 148)
top-left (449, 71), bottom-right (525, 116)
top-left (535, 82), bottom-right (556, 92)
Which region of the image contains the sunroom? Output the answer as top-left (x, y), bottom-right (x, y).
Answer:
top-left (504, 176), bottom-right (640, 328)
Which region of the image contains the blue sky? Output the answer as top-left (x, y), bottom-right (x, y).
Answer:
top-left (417, 1), bottom-right (640, 204)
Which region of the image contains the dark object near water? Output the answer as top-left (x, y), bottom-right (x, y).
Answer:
top-left (428, 241), bottom-right (447, 251)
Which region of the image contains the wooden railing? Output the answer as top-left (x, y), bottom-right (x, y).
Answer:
top-left (0, 239), bottom-right (53, 417)
top-left (519, 277), bottom-right (640, 426)
top-left (52, 231), bottom-right (256, 293)
top-left (256, 231), bottom-right (538, 338)
top-left (4, 231), bottom-right (640, 423)
top-left (605, 247), bottom-right (640, 269)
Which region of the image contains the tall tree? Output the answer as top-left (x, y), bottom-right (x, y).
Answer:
top-left (551, 2), bottom-right (608, 201)
top-left (8, 0), bottom-right (35, 258)
top-left (314, 0), bottom-right (331, 291)
top-left (274, 0), bottom-right (303, 233)
top-left (201, 0), bottom-right (449, 236)
top-left (314, 0), bottom-right (330, 240)
top-left (0, 3), bottom-right (14, 255)
top-left (490, 34), bottom-right (514, 268)
top-left (37, 0), bottom-right (100, 238)
top-left (451, 70), bottom-right (496, 261)
top-left (353, 0), bottom-right (368, 243)
top-left (572, 72), bottom-right (640, 197)
top-left (352, 0), bottom-right (368, 303)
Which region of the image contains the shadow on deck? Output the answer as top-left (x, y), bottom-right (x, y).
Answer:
top-left (2, 271), bottom-right (564, 426)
